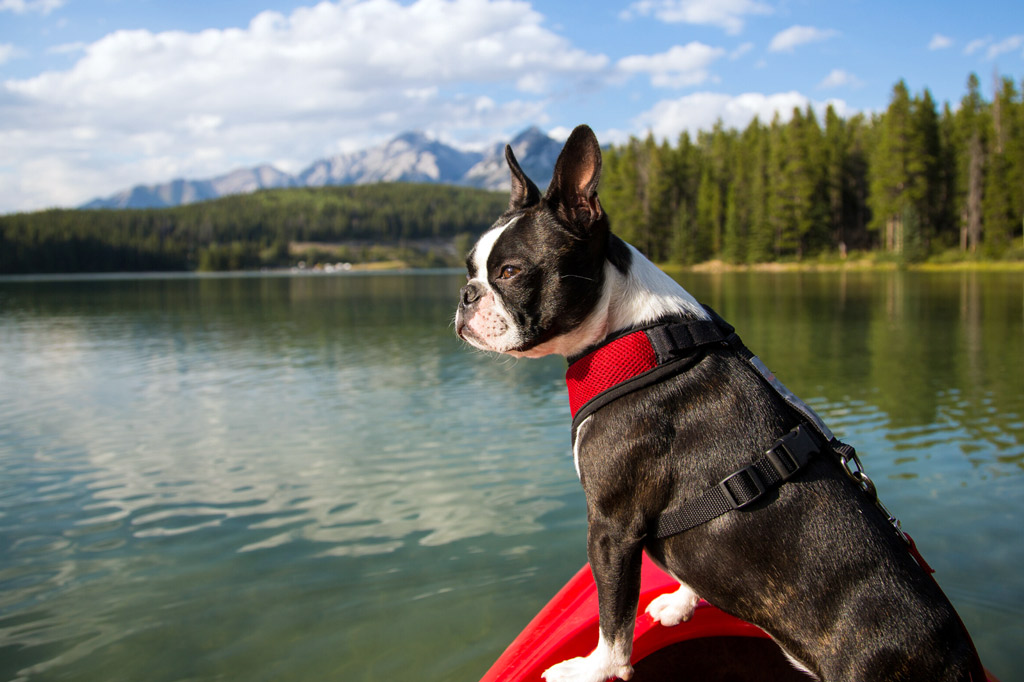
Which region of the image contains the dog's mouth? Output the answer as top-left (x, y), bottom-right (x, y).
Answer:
top-left (455, 313), bottom-right (490, 351)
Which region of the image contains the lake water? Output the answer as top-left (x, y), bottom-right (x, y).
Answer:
top-left (1, 270), bottom-right (1021, 682)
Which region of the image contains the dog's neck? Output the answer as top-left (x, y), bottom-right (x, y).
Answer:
top-left (604, 243), bottom-right (708, 337)
top-left (517, 243), bottom-right (707, 360)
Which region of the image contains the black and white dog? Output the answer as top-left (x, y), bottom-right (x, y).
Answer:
top-left (455, 125), bottom-right (981, 682)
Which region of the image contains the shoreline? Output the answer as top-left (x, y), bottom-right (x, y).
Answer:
top-left (661, 258), bottom-right (1024, 273)
top-left (3, 259), bottom-right (1024, 281)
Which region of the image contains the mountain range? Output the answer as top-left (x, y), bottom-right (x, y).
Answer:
top-left (82, 126), bottom-right (560, 210)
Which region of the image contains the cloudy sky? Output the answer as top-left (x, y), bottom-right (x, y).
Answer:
top-left (1, 0), bottom-right (1021, 213)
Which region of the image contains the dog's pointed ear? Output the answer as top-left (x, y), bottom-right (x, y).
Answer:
top-left (546, 124), bottom-right (604, 232)
top-left (506, 144), bottom-right (541, 211)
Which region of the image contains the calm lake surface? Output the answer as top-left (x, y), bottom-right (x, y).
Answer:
top-left (1, 270), bottom-right (1022, 682)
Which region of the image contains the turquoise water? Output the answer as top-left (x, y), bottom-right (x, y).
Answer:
top-left (0, 270), bottom-right (1021, 681)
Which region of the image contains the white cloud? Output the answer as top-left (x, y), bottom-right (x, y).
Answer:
top-left (46, 41), bottom-right (88, 55)
top-left (964, 36), bottom-right (991, 55)
top-left (818, 69), bottom-right (863, 90)
top-left (963, 34), bottom-right (1024, 59)
top-left (621, 0), bottom-right (772, 35)
top-left (618, 43), bottom-right (726, 88)
top-left (928, 33), bottom-right (953, 50)
top-left (986, 34), bottom-right (1024, 60)
top-left (0, 0), bottom-right (609, 211)
top-left (768, 25), bottom-right (839, 53)
top-left (547, 126), bottom-right (573, 142)
top-left (730, 42), bottom-right (754, 60)
top-left (0, 0), bottom-right (63, 13)
top-left (633, 91), bottom-right (853, 141)
top-left (0, 42), bottom-right (19, 65)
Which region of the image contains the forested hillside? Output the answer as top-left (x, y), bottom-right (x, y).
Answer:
top-left (600, 74), bottom-right (1023, 264)
top-left (0, 184), bottom-right (507, 273)
top-left (2, 73), bottom-right (1021, 274)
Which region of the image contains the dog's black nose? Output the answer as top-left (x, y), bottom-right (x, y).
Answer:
top-left (461, 282), bottom-right (482, 307)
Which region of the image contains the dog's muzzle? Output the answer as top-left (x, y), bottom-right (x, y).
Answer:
top-left (460, 281), bottom-right (484, 309)
top-left (456, 281), bottom-right (483, 341)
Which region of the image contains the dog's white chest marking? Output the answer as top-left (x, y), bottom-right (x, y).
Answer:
top-left (572, 416), bottom-right (591, 480)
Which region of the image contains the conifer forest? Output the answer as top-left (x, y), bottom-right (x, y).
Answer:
top-left (599, 74), bottom-right (1023, 265)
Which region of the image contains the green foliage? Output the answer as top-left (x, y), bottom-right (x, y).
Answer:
top-left (600, 72), bottom-right (1024, 264)
top-left (1, 184), bottom-right (507, 273)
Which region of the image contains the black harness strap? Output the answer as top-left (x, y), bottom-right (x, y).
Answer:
top-left (643, 305), bottom-right (850, 540)
top-left (645, 318), bottom-right (731, 363)
top-left (653, 423), bottom-right (824, 539)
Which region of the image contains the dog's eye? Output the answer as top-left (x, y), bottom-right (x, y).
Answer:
top-left (499, 265), bottom-right (521, 280)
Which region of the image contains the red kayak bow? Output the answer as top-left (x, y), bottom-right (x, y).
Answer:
top-left (480, 554), bottom-right (1000, 682)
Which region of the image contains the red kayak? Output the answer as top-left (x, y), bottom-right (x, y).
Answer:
top-left (480, 554), bottom-right (1000, 682)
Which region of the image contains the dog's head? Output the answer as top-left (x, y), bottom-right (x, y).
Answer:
top-left (455, 125), bottom-right (624, 358)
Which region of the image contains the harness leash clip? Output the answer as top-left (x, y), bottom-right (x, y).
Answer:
top-left (837, 445), bottom-right (880, 502)
top-left (837, 444), bottom-right (864, 478)
top-left (836, 441), bottom-right (907, 540)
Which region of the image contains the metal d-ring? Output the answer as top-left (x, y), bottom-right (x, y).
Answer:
top-left (853, 470), bottom-right (878, 502)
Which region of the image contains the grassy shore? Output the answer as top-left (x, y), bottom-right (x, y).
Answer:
top-left (662, 253), bottom-right (1024, 274)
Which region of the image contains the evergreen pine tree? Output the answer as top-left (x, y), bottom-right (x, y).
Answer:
top-left (983, 76), bottom-right (1023, 255)
top-left (601, 141), bottom-right (644, 250)
top-left (766, 112), bottom-right (800, 258)
top-left (955, 74), bottom-right (987, 254)
top-left (824, 105), bottom-right (848, 253)
top-left (746, 118), bottom-right (773, 262)
top-left (695, 163), bottom-right (719, 262)
top-left (868, 80), bottom-right (926, 255)
top-left (912, 89), bottom-right (943, 252)
top-left (935, 102), bottom-right (962, 249)
top-left (667, 131), bottom-right (701, 263)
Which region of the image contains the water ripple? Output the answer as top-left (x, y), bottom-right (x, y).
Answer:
top-left (1, 272), bottom-right (1021, 682)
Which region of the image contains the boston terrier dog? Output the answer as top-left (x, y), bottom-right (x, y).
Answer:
top-left (455, 125), bottom-right (982, 682)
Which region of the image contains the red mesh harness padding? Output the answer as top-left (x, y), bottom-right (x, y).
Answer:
top-left (565, 330), bottom-right (658, 419)
top-left (564, 315), bottom-right (732, 427)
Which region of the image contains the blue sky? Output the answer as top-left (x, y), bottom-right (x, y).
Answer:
top-left (1, 0), bottom-right (1021, 213)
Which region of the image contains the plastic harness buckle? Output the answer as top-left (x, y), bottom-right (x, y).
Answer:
top-left (766, 425), bottom-right (818, 482)
top-left (718, 466), bottom-right (767, 509)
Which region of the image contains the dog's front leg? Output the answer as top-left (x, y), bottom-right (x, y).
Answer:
top-left (543, 519), bottom-right (642, 682)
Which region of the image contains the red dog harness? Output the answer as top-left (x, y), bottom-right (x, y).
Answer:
top-left (565, 310), bottom-right (831, 538)
top-left (564, 306), bottom-right (881, 536)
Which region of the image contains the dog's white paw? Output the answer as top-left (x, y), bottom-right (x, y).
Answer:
top-left (542, 654), bottom-right (633, 682)
top-left (645, 584), bottom-right (700, 627)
